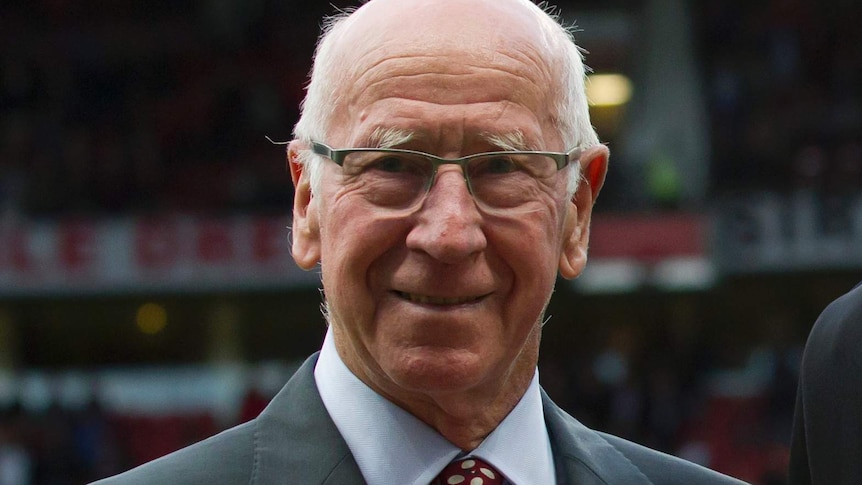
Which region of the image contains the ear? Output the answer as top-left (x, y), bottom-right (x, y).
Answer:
top-left (559, 144), bottom-right (609, 279)
top-left (287, 140), bottom-right (321, 270)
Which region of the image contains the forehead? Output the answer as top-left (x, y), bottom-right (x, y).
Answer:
top-left (327, 0), bottom-right (559, 147)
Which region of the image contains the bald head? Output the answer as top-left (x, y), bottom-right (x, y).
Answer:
top-left (294, 0), bottom-right (598, 153)
top-left (337, 0), bottom-right (553, 60)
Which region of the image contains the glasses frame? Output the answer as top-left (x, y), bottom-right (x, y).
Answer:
top-left (309, 140), bottom-right (584, 200)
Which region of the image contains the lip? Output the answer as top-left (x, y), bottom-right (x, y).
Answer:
top-left (394, 291), bottom-right (489, 306)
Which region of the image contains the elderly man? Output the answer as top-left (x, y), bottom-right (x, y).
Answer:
top-left (95, 0), bottom-right (745, 483)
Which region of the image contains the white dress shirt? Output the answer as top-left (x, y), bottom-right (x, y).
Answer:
top-left (314, 329), bottom-right (556, 485)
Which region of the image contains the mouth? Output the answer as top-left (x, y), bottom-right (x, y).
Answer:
top-left (395, 291), bottom-right (487, 306)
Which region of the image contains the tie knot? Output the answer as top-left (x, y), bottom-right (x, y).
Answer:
top-left (433, 457), bottom-right (504, 485)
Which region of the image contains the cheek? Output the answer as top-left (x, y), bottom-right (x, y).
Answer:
top-left (490, 199), bottom-right (565, 268)
top-left (501, 209), bottom-right (563, 298)
top-left (317, 199), bottom-right (411, 308)
top-left (489, 214), bottom-right (562, 312)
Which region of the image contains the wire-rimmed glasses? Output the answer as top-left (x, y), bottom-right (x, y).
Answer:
top-left (307, 140), bottom-right (583, 214)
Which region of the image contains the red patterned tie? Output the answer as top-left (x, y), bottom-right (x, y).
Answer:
top-left (433, 457), bottom-right (504, 485)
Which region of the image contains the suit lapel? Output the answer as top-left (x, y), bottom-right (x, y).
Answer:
top-left (542, 390), bottom-right (653, 485)
top-left (251, 353), bottom-right (365, 484)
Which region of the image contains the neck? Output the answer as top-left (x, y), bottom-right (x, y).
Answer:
top-left (405, 371), bottom-right (536, 450)
top-left (330, 319), bottom-right (543, 451)
top-left (342, 346), bottom-right (539, 451)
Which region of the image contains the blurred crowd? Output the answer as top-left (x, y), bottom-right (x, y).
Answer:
top-left (697, 0), bottom-right (862, 195)
top-left (1, 0), bottom-right (323, 217)
top-left (537, 292), bottom-right (803, 485)
top-left (0, 387), bottom-right (270, 484)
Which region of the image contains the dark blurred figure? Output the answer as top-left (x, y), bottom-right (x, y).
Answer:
top-left (789, 282), bottom-right (862, 484)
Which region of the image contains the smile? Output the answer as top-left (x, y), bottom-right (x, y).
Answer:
top-left (396, 291), bottom-right (486, 306)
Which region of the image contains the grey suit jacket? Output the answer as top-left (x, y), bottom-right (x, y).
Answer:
top-left (94, 353), bottom-right (746, 484)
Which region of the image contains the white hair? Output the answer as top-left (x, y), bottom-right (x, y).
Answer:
top-left (293, 0), bottom-right (599, 198)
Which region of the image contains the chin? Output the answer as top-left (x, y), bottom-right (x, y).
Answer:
top-left (384, 346), bottom-right (495, 394)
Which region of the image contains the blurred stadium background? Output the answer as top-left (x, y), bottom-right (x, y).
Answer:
top-left (1, 0), bottom-right (861, 483)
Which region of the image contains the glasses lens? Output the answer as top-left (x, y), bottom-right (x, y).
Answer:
top-left (467, 153), bottom-right (558, 210)
top-left (341, 151), bottom-right (434, 210)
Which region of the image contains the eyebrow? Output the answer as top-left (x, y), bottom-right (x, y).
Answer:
top-left (367, 126), bottom-right (415, 149)
top-left (364, 127), bottom-right (538, 152)
top-left (481, 130), bottom-right (537, 151)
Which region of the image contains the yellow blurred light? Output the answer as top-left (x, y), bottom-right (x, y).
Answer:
top-left (136, 303), bottom-right (167, 335)
top-left (586, 73), bottom-right (633, 107)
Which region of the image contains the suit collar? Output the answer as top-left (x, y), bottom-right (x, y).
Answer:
top-left (251, 352), bottom-right (364, 485)
top-left (542, 390), bottom-right (653, 485)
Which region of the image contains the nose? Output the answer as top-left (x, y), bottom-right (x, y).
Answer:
top-left (405, 167), bottom-right (487, 263)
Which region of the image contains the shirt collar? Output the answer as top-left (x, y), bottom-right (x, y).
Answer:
top-left (314, 328), bottom-right (556, 485)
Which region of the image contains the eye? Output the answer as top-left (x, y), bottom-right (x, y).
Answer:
top-left (372, 155), bottom-right (410, 173)
top-left (472, 155), bottom-right (520, 176)
top-left (361, 153), bottom-right (432, 177)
